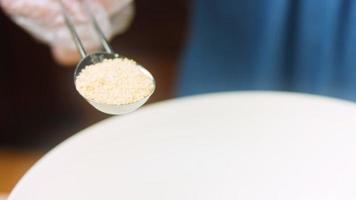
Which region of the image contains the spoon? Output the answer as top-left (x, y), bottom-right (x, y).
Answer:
top-left (60, 1), bottom-right (155, 115)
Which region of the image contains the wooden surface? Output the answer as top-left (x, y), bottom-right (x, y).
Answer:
top-left (0, 149), bottom-right (43, 194)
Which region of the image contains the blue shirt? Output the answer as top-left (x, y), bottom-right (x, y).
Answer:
top-left (178, 0), bottom-right (356, 100)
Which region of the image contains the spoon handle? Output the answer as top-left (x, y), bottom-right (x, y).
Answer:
top-left (58, 0), bottom-right (87, 58)
top-left (83, 1), bottom-right (114, 54)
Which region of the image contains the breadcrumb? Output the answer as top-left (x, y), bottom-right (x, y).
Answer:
top-left (75, 58), bottom-right (154, 105)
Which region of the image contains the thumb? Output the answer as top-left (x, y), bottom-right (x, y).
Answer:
top-left (51, 46), bottom-right (81, 67)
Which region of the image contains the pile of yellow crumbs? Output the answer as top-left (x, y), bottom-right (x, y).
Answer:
top-left (75, 58), bottom-right (154, 105)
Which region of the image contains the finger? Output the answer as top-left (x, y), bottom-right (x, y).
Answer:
top-left (1, 0), bottom-right (62, 26)
top-left (62, 0), bottom-right (88, 23)
top-left (51, 46), bottom-right (81, 66)
top-left (96, 0), bottom-right (133, 14)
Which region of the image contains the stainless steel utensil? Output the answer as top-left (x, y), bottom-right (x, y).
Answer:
top-left (59, 1), bottom-right (155, 115)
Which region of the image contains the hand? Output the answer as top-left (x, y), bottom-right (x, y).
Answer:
top-left (0, 0), bottom-right (134, 66)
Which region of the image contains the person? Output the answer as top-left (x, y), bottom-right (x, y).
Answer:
top-left (2, 0), bottom-right (356, 100)
top-left (0, 0), bottom-right (134, 65)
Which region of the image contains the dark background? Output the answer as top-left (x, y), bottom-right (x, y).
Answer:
top-left (0, 0), bottom-right (188, 149)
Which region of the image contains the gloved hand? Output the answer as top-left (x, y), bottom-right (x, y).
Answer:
top-left (0, 0), bottom-right (134, 65)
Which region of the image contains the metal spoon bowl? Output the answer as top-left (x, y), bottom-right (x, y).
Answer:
top-left (74, 52), bottom-right (155, 115)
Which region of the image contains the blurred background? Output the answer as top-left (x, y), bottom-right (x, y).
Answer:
top-left (0, 0), bottom-right (187, 193)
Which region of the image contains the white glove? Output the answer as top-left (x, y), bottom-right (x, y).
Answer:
top-left (0, 0), bottom-right (134, 65)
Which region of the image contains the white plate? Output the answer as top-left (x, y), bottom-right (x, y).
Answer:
top-left (8, 92), bottom-right (356, 200)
